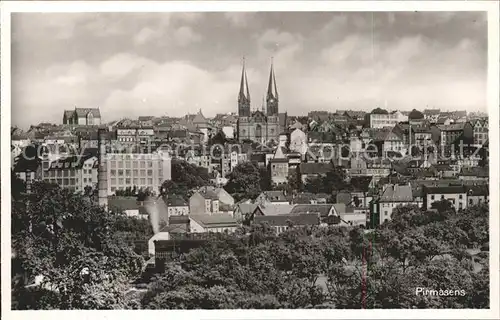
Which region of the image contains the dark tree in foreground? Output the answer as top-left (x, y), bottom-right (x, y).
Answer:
top-left (12, 181), bottom-right (146, 309)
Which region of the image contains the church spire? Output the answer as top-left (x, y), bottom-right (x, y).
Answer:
top-left (238, 57), bottom-right (250, 103)
top-left (267, 57), bottom-right (278, 100)
top-left (266, 57), bottom-right (279, 116)
top-left (238, 57), bottom-right (251, 117)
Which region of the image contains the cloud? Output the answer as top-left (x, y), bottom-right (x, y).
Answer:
top-left (11, 12), bottom-right (487, 128)
top-left (224, 12), bottom-right (254, 27)
top-left (173, 26), bottom-right (202, 47)
top-left (134, 27), bottom-right (161, 45)
top-left (99, 53), bottom-right (151, 78)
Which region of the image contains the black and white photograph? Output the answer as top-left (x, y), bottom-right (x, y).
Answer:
top-left (1, 1), bottom-right (499, 318)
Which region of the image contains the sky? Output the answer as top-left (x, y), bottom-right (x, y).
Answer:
top-left (11, 11), bottom-right (487, 128)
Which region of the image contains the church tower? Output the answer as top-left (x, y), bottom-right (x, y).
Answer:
top-left (238, 59), bottom-right (251, 117)
top-left (266, 59), bottom-right (279, 116)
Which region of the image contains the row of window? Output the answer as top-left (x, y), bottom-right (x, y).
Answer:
top-left (110, 177), bottom-right (159, 186)
top-left (109, 160), bottom-right (154, 169)
top-left (109, 169), bottom-right (154, 177)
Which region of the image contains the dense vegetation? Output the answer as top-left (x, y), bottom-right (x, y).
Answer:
top-left (12, 177), bottom-right (489, 309)
top-left (140, 203), bottom-right (489, 309)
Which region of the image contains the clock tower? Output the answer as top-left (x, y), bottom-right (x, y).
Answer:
top-left (266, 60), bottom-right (279, 117)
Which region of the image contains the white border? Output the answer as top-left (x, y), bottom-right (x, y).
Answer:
top-left (1, 1), bottom-right (499, 319)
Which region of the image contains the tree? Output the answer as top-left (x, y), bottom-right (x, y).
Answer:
top-left (209, 130), bottom-right (227, 145)
top-left (225, 162), bottom-right (262, 201)
top-left (431, 199), bottom-right (455, 214)
top-left (258, 166), bottom-right (272, 191)
top-left (12, 181), bottom-right (145, 309)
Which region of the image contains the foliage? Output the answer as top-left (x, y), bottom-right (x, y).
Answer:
top-left (160, 159), bottom-right (210, 199)
top-left (12, 181), bottom-right (146, 309)
top-left (225, 162), bottom-right (262, 201)
top-left (141, 201), bottom-right (489, 309)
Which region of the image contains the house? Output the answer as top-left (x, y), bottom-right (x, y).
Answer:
top-left (412, 127), bottom-right (433, 149)
top-left (458, 167), bottom-right (489, 181)
top-left (289, 128), bottom-right (308, 156)
top-left (299, 162), bottom-right (334, 183)
top-left (252, 204), bottom-right (296, 217)
top-left (189, 189), bottom-right (220, 214)
top-left (471, 119), bottom-right (488, 146)
top-left (370, 183), bottom-right (417, 227)
top-left (289, 204), bottom-right (335, 218)
top-left (189, 214), bottom-right (239, 233)
top-left (148, 223), bottom-right (190, 256)
top-left (437, 122), bottom-right (473, 146)
top-left (164, 195), bottom-right (189, 216)
top-left (255, 190), bottom-right (290, 205)
top-left (338, 206), bottom-right (367, 227)
top-left (253, 214), bottom-right (321, 234)
top-left (198, 186), bottom-right (235, 206)
top-left (107, 196), bottom-right (155, 219)
top-left (368, 109), bottom-right (408, 129)
top-left (233, 203), bottom-right (258, 221)
top-left (41, 154), bottom-right (98, 192)
top-left (466, 185), bottom-right (489, 206)
top-left (289, 192), bottom-right (329, 204)
top-left (423, 185), bottom-right (468, 211)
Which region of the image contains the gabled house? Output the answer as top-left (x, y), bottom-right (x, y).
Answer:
top-left (189, 189), bottom-right (220, 214)
top-left (369, 183), bottom-right (417, 227)
top-left (164, 195), bottom-right (189, 216)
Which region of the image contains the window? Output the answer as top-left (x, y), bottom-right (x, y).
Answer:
top-left (147, 169), bottom-right (153, 176)
top-left (148, 178), bottom-right (153, 185)
top-left (384, 211), bottom-right (388, 216)
top-left (430, 195), bottom-right (435, 200)
top-left (459, 194), bottom-right (463, 200)
top-left (140, 161), bottom-right (146, 168)
top-left (132, 161), bottom-right (138, 169)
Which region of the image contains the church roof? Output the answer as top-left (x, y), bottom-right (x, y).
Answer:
top-left (75, 108), bottom-right (101, 118)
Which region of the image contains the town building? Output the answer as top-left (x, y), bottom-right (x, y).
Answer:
top-left (42, 154), bottom-right (98, 192)
top-left (368, 109), bottom-right (408, 129)
top-left (165, 195), bottom-right (190, 216)
top-left (423, 185), bottom-right (468, 211)
top-left (189, 214), bottom-right (239, 233)
top-left (106, 151), bottom-right (171, 195)
top-left (63, 107), bottom-right (102, 126)
top-left (471, 119), bottom-right (488, 146)
top-left (437, 122), bottom-right (474, 146)
top-left (189, 189), bottom-right (220, 214)
top-left (370, 183), bottom-right (417, 226)
top-left (253, 214), bottom-right (321, 234)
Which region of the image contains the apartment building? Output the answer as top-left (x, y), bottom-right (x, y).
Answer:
top-left (42, 154), bottom-right (98, 192)
top-left (368, 111), bottom-right (408, 129)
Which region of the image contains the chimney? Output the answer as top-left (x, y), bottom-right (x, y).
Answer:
top-left (97, 129), bottom-right (108, 209)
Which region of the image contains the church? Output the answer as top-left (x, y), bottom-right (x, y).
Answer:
top-left (236, 61), bottom-right (286, 144)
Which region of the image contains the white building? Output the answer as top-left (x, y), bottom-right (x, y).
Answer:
top-left (368, 111), bottom-right (408, 129)
top-left (106, 152), bottom-right (171, 195)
